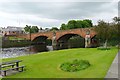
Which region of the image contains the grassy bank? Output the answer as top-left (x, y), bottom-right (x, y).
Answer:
top-left (2, 40), bottom-right (31, 48)
top-left (3, 48), bottom-right (118, 78)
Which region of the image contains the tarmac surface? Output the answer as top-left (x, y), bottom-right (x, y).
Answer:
top-left (105, 50), bottom-right (119, 79)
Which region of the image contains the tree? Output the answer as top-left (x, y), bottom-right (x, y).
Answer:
top-left (83, 19), bottom-right (93, 27)
top-left (76, 20), bottom-right (83, 28)
top-left (24, 25), bottom-right (39, 33)
top-left (60, 23), bottom-right (67, 30)
top-left (60, 19), bottom-right (93, 30)
top-left (112, 17), bottom-right (120, 46)
top-left (95, 20), bottom-right (112, 48)
top-left (31, 26), bottom-right (39, 33)
top-left (82, 20), bottom-right (91, 28)
top-left (50, 27), bottom-right (59, 31)
top-left (24, 25), bottom-right (31, 33)
top-left (113, 16), bottom-right (120, 23)
top-left (67, 20), bottom-right (76, 29)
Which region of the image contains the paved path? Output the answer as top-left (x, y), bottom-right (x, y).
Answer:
top-left (105, 51), bottom-right (119, 78)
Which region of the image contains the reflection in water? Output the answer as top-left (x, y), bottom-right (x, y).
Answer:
top-left (2, 45), bottom-right (53, 59)
top-left (30, 44), bottom-right (47, 52)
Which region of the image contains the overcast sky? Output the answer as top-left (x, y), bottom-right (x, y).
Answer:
top-left (0, 0), bottom-right (118, 28)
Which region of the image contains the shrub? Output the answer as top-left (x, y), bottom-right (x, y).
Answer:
top-left (97, 47), bottom-right (111, 50)
top-left (60, 59), bottom-right (90, 72)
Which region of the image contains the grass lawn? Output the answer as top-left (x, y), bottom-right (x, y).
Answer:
top-left (8, 37), bottom-right (25, 40)
top-left (2, 48), bottom-right (118, 78)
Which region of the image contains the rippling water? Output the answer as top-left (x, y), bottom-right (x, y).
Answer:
top-left (1, 46), bottom-right (53, 59)
top-left (2, 47), bottom-right (32, 59)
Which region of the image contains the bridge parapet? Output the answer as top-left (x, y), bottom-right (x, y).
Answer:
top-left (16, 28), bottom-right (96, 48)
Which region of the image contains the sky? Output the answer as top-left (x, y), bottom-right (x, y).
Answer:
top-left (0, 0), bottom-right (119, 28)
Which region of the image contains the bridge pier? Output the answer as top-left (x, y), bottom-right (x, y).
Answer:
top-left (52, 32), bottom-right (59, 50)
top-left (58, 41), bottom-right (68, 49)
top-left (85, 31), bottom-right (91, 48)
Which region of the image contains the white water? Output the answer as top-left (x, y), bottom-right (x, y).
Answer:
top-left (1, 46), bottom-right (53, 59)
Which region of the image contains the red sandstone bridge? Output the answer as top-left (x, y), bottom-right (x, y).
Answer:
top-left (16, 28), bottom-right (96, 49)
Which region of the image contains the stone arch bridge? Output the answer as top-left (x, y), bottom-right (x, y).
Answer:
top-left (16, 28), bottom-right (96, 49)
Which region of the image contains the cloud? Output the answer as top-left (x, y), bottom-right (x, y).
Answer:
top-left (0, 1), bottom-right (118, 28)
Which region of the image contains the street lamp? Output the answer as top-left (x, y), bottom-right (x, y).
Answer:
top-left (29, 26), bottom-right (31, 54)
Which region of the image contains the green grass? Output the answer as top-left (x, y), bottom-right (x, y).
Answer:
top-left (8, 37), bottom-right (25, 40)
top-left (2, 48), bottom-right (118, 78)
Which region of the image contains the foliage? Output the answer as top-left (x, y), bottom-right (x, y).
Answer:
top-left (50, 27), bottom-right (59, 31)
top-left (97, 47), bottom-right (111, 50)
top-left (60, 23), bottom-right (67, 30)
top-left (95, 19), bottom-right (119, 47)
top-left (31, 26), bottom-right (39, 33)
top-left (60, 59), bottom-right (90, 72)
top-left (60, 19), bottom-right (93, 30)
top-left (24, 25), bottom-right (39, 33)
top-left (95, 20), bottom-right (112, 47)
top-left (113, 16), bottom-right (120, 23)
top-left (2, 40), bottom-right (31, 48)
top-left (95, 20), bottom-right (111, 41)
top-left (24, 25), bottom-right (31, 33)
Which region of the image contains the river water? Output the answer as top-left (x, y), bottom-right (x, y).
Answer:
top-left (1, 46), bottom-right (53, 59)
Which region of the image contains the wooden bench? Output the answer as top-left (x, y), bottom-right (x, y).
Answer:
top-left (0, 60), bottom-right (25, 76)
top-left (0, 65), bottom-right (25, 76)
top-left (1, 64), bottom-right (15, 68)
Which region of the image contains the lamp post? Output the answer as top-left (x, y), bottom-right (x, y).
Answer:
top-left (29, 26), bottom-right (31, 54)
top-left (118, 18), bottom-right (120, 51)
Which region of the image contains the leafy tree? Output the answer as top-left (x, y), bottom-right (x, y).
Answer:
top-left (112, 17), bottom-right (120, 46)
top-left (67, 20), bottom-right (76, 29)
top-left (60, 23), bottom-right (67, 30)
top-left (83, 19), bottom-right (93, 27)
top-left (60, 19), bottom-right (93, 30)
top-left (95, 20), bottom-right (112, 48)
top-left (82, 20), bottom-right (91, 28)
top-left (24, 25), bottom-right (39, 33)
top-left (50, 27), bottom-right (59, 31)
top-left (76, 20), bottom-right (83, 28)
top-left (31, 26), bottom-right (39, 33)
top-left (113, 16), bottom-right (120, 23)
top-left (24, 25), bottom-right (31, 33)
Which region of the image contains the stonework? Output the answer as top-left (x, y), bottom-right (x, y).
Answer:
top-left (16, 28), bottom-right (96, 48)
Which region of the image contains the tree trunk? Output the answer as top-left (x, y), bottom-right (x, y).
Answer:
top-left (104, 39), bottom-right (108, 48)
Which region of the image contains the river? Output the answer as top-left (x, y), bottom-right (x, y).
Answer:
top-left (1, 46), bottom-right (53, 59)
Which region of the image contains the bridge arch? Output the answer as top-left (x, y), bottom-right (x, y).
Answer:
top-left (57, 33), bottom-right (83, 42)
top-left (56, 33), bottom-right (85, 49)
top-left (32, 36), bottom-right (48, 42)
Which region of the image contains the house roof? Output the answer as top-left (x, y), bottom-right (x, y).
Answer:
top-left (2, 26), bottom-right (24, 32)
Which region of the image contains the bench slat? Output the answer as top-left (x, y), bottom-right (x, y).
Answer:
top-left (0, 60), bottom-right (22, 65)
top-left (1, 65), bottom-right (25, 71)
top-left (1, 64), bottom-right (15, 68)
top-left (0, 65), bottom-right (25, 76)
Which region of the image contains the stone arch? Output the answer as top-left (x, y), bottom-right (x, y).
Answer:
top-left (32, 36), bottom-right (48, 42)
top-left (57, 33), bottom-right (83, 42)
top-left (56, 33), bottom-right (84, 49)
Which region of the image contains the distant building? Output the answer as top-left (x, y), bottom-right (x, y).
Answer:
top-left (39, 28), bottom-right (50, 32)
top-left (0, 27), bottom-right (2, 36)
top-left (1, 26), bottom-right (25, 36)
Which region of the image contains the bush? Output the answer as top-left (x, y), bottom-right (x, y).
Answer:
top-left (97, 47), bottom-right (111, 50)
top-left (60, 59), bottom-right (90, 72)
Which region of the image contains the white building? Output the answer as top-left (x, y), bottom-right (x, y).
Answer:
top-left (1, 26), bottom-right (25, 36)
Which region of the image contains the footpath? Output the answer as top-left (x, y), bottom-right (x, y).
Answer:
top-left (105, 51), bottom-right (119, 79)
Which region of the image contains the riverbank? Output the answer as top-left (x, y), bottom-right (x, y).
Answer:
top-left (3, 48), bottom-right (118, 78)
top-left (2, 40), bottom-right (31, 48)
